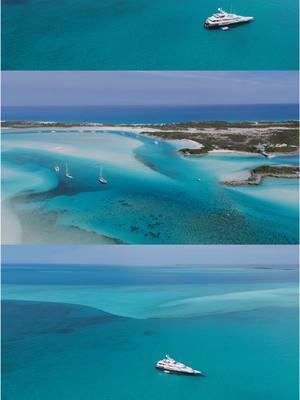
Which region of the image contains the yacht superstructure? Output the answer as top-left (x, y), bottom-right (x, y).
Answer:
top-left (204, 8), bottom-right (253, 29)
top-left (155, 355), bottom-right (202, 376)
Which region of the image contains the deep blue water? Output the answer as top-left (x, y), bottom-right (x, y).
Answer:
top-left (1, 263), bottom-right (299, 400)
top-left (3, 263), bottom-right (298, 286)
top-left (2, 104), bottom-right (299, 124)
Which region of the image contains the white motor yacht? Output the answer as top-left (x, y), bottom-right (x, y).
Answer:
top-left (204, 8), bottom-right (253, 29)
top-left (155, 355), bottom-right (202, 376)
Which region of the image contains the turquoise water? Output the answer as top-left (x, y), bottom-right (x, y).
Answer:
top-left (2, 128), bottom-right (299, 244)
top-left (2, 0), bottom-right (298, 70)
top-left (2, 263), bottom-right (299, 400)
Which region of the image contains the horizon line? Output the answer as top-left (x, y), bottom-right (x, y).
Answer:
top-left (2, 102), bottom-right (299, 108)
top-left (2, 261), bottom-right (297, 267)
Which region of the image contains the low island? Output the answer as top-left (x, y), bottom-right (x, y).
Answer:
top-left (2, 120), bottom-right (299, 156)
top-left (223, 165), bottom-right (300, 186)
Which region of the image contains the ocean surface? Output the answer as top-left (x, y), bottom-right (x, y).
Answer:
top-left (1, 263), bottom-right (299, 400)
top-left (2, 104), bottom-right (299, 124)
top-left (2, 0), bottom-right (298, 70)
top-left (2, 127), bottom-right (299, 244)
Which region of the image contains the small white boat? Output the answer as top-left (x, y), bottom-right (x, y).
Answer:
top-left (155, 355), bottom-right (202, 376)
top-left (221, 26), bottom-right (229, 30)
top-left (54, 165), bottom-right (60, 173)
top-left (261, 151), bottom-right (275, 159)
top-left (65, 163), bottom-right (74, 179)
top-left (99, 166), bottom-right (108, 184)
top-left (154, 140), bottom-right (159, 145)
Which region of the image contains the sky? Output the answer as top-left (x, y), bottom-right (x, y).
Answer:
top-left (2, 71), bottom-right (298, 107)
top-left (2, 245), bottom-right (298, 266)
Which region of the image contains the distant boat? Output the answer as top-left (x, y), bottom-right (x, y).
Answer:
top-left (262, 151), bottom-right (275, 159)
top-left (154, 140), bottom-right (159, 145)
top-left (65, 163), bottom-right (74, 179)
top-left (99, 166), bottom-right (108, 184)
top-left (54, 165), bottom-right (60, 173)
top-left (155, 355), bottom-right (203, 376)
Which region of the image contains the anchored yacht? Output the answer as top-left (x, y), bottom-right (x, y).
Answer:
top-left (204, 8), bottom-right (253, 29)
top-left (155, 355), bottom-right (202, 376)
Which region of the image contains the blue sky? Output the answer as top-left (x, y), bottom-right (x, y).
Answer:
top-left (2, 245), bottom-right (298, 266)
top-left (2, 71), bottom-right (298, 106)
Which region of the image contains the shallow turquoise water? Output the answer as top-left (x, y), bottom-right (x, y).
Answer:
top-left (2, 0), bottom-right (298, 69)
top-left (2, 129), bottom-right (299, 244)
top-left (2, 264), bottom-right (299, 400)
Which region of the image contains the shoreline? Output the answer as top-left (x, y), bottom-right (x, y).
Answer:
top-left (2, 119), bottom-right (299, 128)
top-left (223, 165), bottom-right (300, 186)
top-left (2, 119), bottom-right (299, 157)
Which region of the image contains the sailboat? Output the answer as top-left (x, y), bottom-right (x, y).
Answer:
top-left (99, 166), bottom-right (108, 184)
top-left (54, 165), bottom-right (60, 173)
top-left (65, 163), bottom-right (74, 179)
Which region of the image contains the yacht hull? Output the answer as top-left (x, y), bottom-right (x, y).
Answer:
top-left (156, 366), bottom-right (201, 376)
top-left (204, 19), bottom-right (253, 29)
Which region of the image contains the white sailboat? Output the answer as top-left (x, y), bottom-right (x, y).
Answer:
top-left (54, 165), bottom-right (60, 173)
top-left (99, 166), bottom-right (108, 184)
top-left (65, 163), bottom-right (74, 179)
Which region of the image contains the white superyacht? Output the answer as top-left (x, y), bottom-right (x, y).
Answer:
top-left (155, 355), bottom-right (203, 376)
top-left (204, 8), bottom-right (254, 29)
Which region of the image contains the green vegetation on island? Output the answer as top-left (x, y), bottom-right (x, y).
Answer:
top-left (2, 120), bottom-right (299, 155)
top-left (224, 165), bottom-right (299, 186)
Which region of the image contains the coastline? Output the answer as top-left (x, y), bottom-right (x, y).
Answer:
top-left (223, 165), bottom-right (300, 186)
top-left (2, 120), bottom-right (299, 157)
